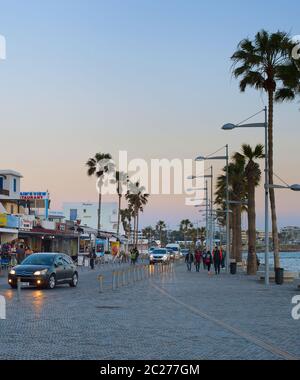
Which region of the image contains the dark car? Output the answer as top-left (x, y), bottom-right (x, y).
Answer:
top-left (8, 253), bottom-right (78, 290)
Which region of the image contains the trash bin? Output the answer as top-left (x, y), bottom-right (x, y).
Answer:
top-left (230, 262), bottom-right (237, 275)
top-left (275, 268), bottom-right (284, 285)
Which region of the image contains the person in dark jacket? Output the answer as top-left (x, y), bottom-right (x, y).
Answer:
top-left (89, 247), bottom-right (96, 270)
top-left (205, 250), bottom-right (213, 275)
top-left (185, 251), bottom-right (194, 272)
top-left (213, 246), bottom-right (222, 275)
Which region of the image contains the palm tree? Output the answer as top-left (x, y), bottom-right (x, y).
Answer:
top-left (215, 156), bottom-right (246, 262)
top-left (179, 219), bottom-right (194, 248)
top-left (238, 145), bottom-right (264, 275)
top-left (111, 171), bottom-right (128, 236)
top-left (120, 208), bottom-right (132, 240)
top-left (231, 30), bottom-right (298, 268)
top-left (86, 153), bottom-right (114, 234)
top-left (126, 182), bottom-right (149, 246)
top-left (156, 221), bottom-right (166, 246)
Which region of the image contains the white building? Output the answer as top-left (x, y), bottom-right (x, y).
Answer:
top-left (62, 202), bottom-right (119, 233)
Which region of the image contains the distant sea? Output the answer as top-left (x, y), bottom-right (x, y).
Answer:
top-left (257, 252), bottom-right (300, 272)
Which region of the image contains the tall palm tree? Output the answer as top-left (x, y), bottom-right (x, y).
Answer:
top-left (231, 30), bottom-right (298, 268)
top-left (238, 145), bottom-right (264, 275)
top-left (111, 171), bottom-right (128, 236)
top-left (126, 182), bottom-right (149, 246)
top-left (156, 221), bottom-right (166, 246)
top-left (86, 153), bottom-right (113, 235)
top-left (179, 219), bottom-right (194, 248)
top-left (215, 156), bottom-right (246, 262)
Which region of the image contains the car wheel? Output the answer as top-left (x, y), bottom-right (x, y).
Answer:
top-left (69, 273), bottom-right (78, 288)
top-left (48, 274), bottom-right (56, 289)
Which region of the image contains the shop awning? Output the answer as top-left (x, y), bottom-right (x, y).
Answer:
top-left (0, 228), bottom-right (18, 234)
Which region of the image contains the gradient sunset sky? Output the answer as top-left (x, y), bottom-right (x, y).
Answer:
top-left (0, 0), bottom-right (299, 230)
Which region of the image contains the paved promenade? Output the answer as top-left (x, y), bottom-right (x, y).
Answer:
top-left (0, 262), bottom-right (299, 360)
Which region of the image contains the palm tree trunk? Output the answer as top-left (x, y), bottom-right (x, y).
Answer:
top-left (268, 91), bottom-right (280, 269)
top-left (133, 213), bottom-right (136, 247)
top-left (98, 189), bottom-right (102, 235)
top-left (136, 210), bottom-right (139, 247)
top-left (117, 194), bottom-right (122, 236)
top-left (247, 179), bottom-right (257, 275)
top-left (232, 206), bottom-right (237, 260)
top-left (236, 204), bottom-right (242, 262)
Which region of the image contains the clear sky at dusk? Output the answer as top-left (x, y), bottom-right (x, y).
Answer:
top-left (0, 0), bottom-right (299, 229)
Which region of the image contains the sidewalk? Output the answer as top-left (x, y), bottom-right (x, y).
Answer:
top-left (0, 263), bottom-right (299, 360)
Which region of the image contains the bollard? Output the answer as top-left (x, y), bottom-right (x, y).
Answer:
top-left (98, 275), bottom-right (104, 293)
top-left (112, 271), bottom-right (117, 291)
top-left (122, 270), bottom-right (126, 287)
top-left (117, 271), bottom-right (121, 288)
top-left (17, 277), bottom-right (21, 301)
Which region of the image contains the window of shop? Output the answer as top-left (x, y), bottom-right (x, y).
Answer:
top-left (13, 178), bottom-right (17, 192)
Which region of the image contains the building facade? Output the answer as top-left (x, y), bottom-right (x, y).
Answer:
top-left (62, 202), bottom-right (119, 233)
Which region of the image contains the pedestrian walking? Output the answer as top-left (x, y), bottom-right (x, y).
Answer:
top-left (185, 251), bottom-right (194, 272)
top-left (130, 247), bottom-right (138, 265)
top-left (194, 249), bottom-right (202, 272)
top-left (89, 247), bottom-right (96, 270)
top-left (202, 249), bottom-right (207, 270)
top-left (205, 250), bottom-right (213, 275)
top-left (213, 246), bottom-right (222, 275)
top-left (16, 244), bottom-right (25, 265)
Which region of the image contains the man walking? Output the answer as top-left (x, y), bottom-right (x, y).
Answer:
top-left (185, 251), bottom-right (194, 272)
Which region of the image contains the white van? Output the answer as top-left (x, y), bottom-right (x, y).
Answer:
top-left (166, 244), bottom-right (181, 260)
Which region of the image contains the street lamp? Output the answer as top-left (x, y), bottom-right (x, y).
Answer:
top-left (269, 184), bottom-right (300, 191)
top-left (196, 146), bottom-right (230, 272)
top-left (222, 108), bottom-right (269, 284)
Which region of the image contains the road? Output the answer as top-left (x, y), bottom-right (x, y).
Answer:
top-left (0, 262), bottom-right (299, 360)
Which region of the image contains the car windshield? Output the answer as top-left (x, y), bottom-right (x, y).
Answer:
top-left (153, 250), bottom-right (167, 255)
top-left (22, 254), bottom-right (55, 266)
top-left (168, 247), bottom-right (179, 252)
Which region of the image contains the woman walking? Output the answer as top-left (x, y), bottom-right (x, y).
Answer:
top-left (205, 250), bottom-right (213, 275)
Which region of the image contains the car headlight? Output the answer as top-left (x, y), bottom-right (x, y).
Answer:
top-left (9, 269), bottom-right (16, 275)
top-left (34, 269), bottom-right (48, 276)
top-left (163, 255), bottom-right (168, 260)
top-left (150, 255), bottom-right (154, 260)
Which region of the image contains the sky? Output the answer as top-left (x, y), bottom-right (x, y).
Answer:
top-left (0, 0), bottom-right (299, 230)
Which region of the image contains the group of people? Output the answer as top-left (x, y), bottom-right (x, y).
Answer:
top-left (0, 242), bottom-right (34, 265)
top-left (185, 247), bottom-right (226, 275)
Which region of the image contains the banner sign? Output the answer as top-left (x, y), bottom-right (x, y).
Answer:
top-left (95, 239), bottom-right (106, 257)
top-left (111, 241), bottom-right (120, 257)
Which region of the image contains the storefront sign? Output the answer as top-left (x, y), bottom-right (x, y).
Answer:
top-left (20, 192), bottom-right (49, 200)
top-left (19, 216), bottom-right (34, 231)
top-left (0, 213), bottom-right (7, 227)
